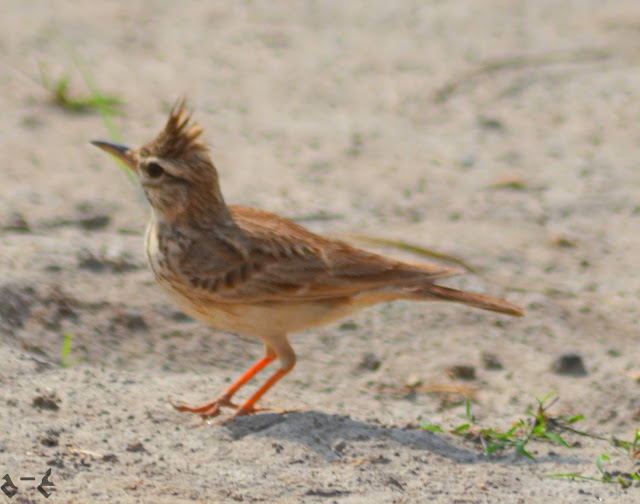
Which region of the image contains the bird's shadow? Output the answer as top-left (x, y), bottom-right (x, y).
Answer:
top-left (221, 410), bottom-right (587, 466)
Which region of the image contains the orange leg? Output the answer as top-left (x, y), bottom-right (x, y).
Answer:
top-left (173, 353), bottom-right (277, 418)
top-left (233, 365), bottom-right (293, 417)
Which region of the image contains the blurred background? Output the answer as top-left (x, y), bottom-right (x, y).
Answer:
top-left (1, 1), bottom-right (639, 501)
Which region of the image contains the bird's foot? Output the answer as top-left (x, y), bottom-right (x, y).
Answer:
top-left (171, 395), bottom-right (238, 418)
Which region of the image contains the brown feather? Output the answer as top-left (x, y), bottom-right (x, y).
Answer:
top-left (170, 205), bottom-right (461, 304)
top-left (141, 100), bottom-right (207, 160)
top-left (405, 284), bottom-right (525, 317)
top-left (95, 100), bottom-right (525, 418)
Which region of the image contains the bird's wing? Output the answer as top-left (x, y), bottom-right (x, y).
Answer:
top-left (177, 206), bottom-right (460, 303)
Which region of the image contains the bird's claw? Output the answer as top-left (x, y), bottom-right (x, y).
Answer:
top-left (170, 395), bottom-right (239, 418)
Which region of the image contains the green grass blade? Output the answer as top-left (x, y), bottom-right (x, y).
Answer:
top-left (596, 454), bottom-right (611, 477)
top-left (543, 431), bottom-right (571, 448)
top-left (420, 424), bottom-right (445, 433)
top-left (453, 423), bottom-right (470, 434)
top-left (61, 332), bottom-right (73, 368)
top-left (465, 399), bottom-right (474, 423)
top-left (547, 473), bottom-right (604, 482)
top-left (515, 439), bottom-right (535, 460)
top-left (66, 47), bottom-right (136, 186)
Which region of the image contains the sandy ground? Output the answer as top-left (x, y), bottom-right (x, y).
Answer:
top-left (1, 1), bottom-right (640, 502)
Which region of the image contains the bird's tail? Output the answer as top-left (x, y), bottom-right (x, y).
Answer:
top-left (406, 284), bottom-right (525, 317)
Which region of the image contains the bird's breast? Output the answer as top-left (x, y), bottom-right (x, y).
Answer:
top-left (143, 221), bottom-right (376, 338)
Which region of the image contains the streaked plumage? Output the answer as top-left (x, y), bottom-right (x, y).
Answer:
top-left (92, 101), bottom-right (524, 418)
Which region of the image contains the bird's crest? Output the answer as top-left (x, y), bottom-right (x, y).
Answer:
top-left (143, 100), bottom-right (207, 160)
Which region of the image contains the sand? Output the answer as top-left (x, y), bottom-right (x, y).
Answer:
top-left (1, 1), bottom-right (639, 502)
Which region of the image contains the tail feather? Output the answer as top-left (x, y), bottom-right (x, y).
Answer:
top-left (409, 284), bottom-right (525, 317)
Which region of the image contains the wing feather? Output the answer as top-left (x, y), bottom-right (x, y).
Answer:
top-left (176, 206), bottom-right (460, 303)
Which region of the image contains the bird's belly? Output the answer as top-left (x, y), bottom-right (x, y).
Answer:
top-left (158, 280), bottom-right (358, 337)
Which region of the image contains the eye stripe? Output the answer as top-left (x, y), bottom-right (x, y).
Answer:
top-left (140, 161), bottom-right (191, 186)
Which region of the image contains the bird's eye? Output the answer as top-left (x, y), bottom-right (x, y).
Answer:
top-left (146, 162), bottom-right (165, 178)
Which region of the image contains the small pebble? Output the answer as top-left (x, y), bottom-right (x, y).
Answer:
top-left (40, 435), bottom-right (59, 447)
top-left (332, 440), bottom-right (347, 453)
top-left (0, 284), bottom-right (35, 329)
top-left (78, 247), bottom-right (138, 273)
top-left (551, 353), bottom-right (587, 376)
top-left (447, 364), bottom-right (476, 380)
top-left (78, 214), bottom-right (111, 231)
top-left (481, 352), bottom-right (503, 370)
top-left (126, 441), bottom-right (145, 453)
top-left (3, 211), bottom-right (30, 232)
top-left (171, 310), bottom-right (193, 322)
top-left (357, 353), bottom-right (381, 372)
top-left (74, 202), bottom-right (112, 230)
top-left (116, 309), bottom-right (148, 331)
top-left (77, 248), bottom-right (105, 272)
top-left (477, 116), bottom-right (505, 131)
top-left (33, 393), bottom-right (60, 411)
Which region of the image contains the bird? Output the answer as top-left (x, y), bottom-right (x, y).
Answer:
top-left (91, 101), bottom-right (524, 418)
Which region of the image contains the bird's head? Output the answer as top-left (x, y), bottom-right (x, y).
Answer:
top-left (92, 101), bottom-right (230, 226)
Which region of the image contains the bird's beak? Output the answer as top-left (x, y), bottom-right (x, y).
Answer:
top-left (90, 140), bottom-right (136, 171)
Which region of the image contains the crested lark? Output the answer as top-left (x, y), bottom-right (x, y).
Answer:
top-left (92, 102), bottom-right (524, 418)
